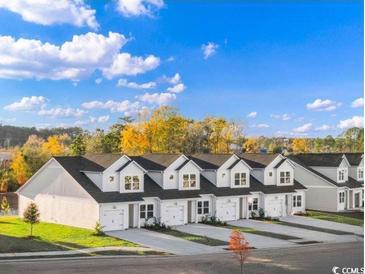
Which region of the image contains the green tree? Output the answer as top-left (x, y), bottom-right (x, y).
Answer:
top-left (1, 196), bottom-right (10, 215)
top-left (23, 202), bottom-right (40, 237)
top-left (70, 134), bottom-right (87, 156)
top-left (22, 135), bottom-right (49, 174)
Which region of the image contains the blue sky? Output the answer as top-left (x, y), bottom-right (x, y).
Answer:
top-left (0, 0), bottom-right (363, 137)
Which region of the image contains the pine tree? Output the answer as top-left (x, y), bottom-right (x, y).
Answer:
top-left (0, 196), bottom-right (10, 215)
top-left (23, 202), bottom-right (40, 237)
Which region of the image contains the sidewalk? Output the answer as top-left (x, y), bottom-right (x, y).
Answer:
top-left (0, 246), bottom-right (153, 259)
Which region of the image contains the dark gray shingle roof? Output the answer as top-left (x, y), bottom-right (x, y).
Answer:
top-left (291, 153), bottom-right (345, 167)
top-left (344, 153), bottom-right (363, 166)
top-left (239, 153), bottom-right (280, 168)
top-left (191, 154), bottom-right (233, 169)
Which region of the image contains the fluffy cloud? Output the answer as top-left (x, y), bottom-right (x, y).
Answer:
top-left (201, 42), bottom-right (218, 59)
top-left (117, 78), bottom-right (156, 89)
top-left (4, 96), bottom-right (47, 111)
top-left (271, 113), bottom-right (291, 121)
top-left (0, 0), bottom-right (98, 29)
top-left (163, 73), bottom-right (181, 84)
top-left (315, 124), bottom-right (334, 131)
top-left (81, 100), bottom-right (141, 115)
top-left (247, 112), bottom-right (257, 118)
top-left (139, 92), bottom-right (176, 105)
top-left (337, 116), bottom-right (364, 129)
top-left (251, 123), bottom-right (269, 128)
top-left (102, 53), bottom-right (160, 79)
top-left (166, 83), bottom-right (185, 93)
top-left (0, 32), bottom-right (127, 80)
top-left (306, 99), bottom-right (341, 111)
top-left (74, 115), bottom-right (110, 126)
top-left (38, 107), bottom-right (86, 118)
top-left (293, 123), bottom-right (313, 133)
top-left (116, 0), bottom-right (164, 17)
top-left (351, 98), bottom-right (364, 108)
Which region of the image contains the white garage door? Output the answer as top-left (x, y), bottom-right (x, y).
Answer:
top-left (103, 210), bottom-right (124, 231)
top-left (218, 201), bottom-right (237, 221)
top-left (266, 199), bottom-right (283, 217)
top-left (163, 205), bottom-right (185, 226)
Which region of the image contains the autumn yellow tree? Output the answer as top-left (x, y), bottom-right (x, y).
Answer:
top-left (243, 138), bottom-right (259, 153)
top-left (11, 149), bottom-right (29, 185)
top-left (42, 134), bottom-right (70, 156)
top-left (292, 138), bottom-right (310, 153)
top-left (120, 124), bottom-right (150, 155)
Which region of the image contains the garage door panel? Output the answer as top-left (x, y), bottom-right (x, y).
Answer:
top-left (102, 210), bottom-right (125, 231)
top-left (217, 201), bottom-right (237, 221)
top-left (163, 205), bottom-right (185, 226)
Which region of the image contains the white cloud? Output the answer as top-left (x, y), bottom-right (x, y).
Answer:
top-left (97, 115), bottom-right (110, 123)
top-left (102, 53), bottom-right (160, 79)
top-left (163, 73), bottom-right (181, 84)
top-left (139, 92), bottom-right (176, 105)
top-left (116, 0), bottom-right (164, 17)
top-left (351, 98), bottom-right (364, 108)
top-left (251, 123), bottom-right (269, 128)
top-left (95, 78), bottom-right (102, 84)
top-left (4, 96), bottom-right (47, 111)
top-left (38, 107), bottom-right (86, 118)
top-left (293, 123), bottom-right (313, 133)
top-left (74, 115), bottom-right (110, 126)
top-left (306, 99), bottom-right (341, 111)
top-left (166, 56), bottom-right (175, 62)
top-left (117, 78), bottom-right (156, 89)
top-left (81, 100), bottom-right (141, 115)
top-left (271, 113), bottom-right (291, 121)
top-left (315, 124), bottom-right (334, 131)
top-left (247, 112), bottom-right (257, 118)
top-left (0, 0), bottom-right (98, 29)
top-left (201, 42), bottom-right (218, 59)
top-left (0, 32), bottom-right (128, 80)
top-left (337, 116), bottom-right (364, 129)
top-left (166, 83), bottom-right (185, 93)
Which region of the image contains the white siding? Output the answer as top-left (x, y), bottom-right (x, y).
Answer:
top-left (84, 172), bottom-right (103, 190)
top-left (264, 155), bottom-right (284, 185)
top-left (102, 156), bottom-right (129, 192)
top-left (163, 156), bottom-right (187, 189)
top-left (216, 155), bottom-right (239, 187)
top-left (305, 187), bottom-right (338, 212)
top-left (230, 161), bottom-right (251, 188)
top-left (276, 161), bottom-right (294, 186)
top-left (178, 161), bottom-right (201, 190)
top-left (202, 170), bottom-right (217, 185)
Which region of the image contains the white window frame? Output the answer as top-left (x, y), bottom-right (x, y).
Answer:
top-left (182, 174), bottom-right (197, 189)
top-left (279, 171), bottom-right (291, 184)
top-left (197, 200), bottom-right (210, 215)
top-left (338, 169), bottom-right (347, 182)
top-left (293, 195), bottom-right (302, 208)
top-left (357, 167), bottom-right (364, 181)
top-left (140, 204), bottom-right (154, 220)
top-left (124, 175), bottom-right (140, 191)
top-left (248, 198), bottom-right (258, 211)
top-left (234, 172), bottom-right (247, 186)
top-left (339, 191), bottom-right (345, 203)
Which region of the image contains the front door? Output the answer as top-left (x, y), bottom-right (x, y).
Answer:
top-left (354, 193), bottom-right (360, 208)
top-left (128, 204), bottom-right (134, 228)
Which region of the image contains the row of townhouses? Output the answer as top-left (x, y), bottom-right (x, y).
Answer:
top-left (17, 152), bottom-right (363, 231)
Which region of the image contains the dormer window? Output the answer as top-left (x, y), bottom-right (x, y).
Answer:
top-left (183, 174), bottom-right (196, 188)
top-left (234, 173), bottom-right (247, 186)
top-left (358, 168), bottom-right (363, 180)
top-left (125, 176), bottom-right (140, 190)
top-left (338, 169), bottom-right (347, 182)
top-left (279, 171), bottom-right (291, 184)
top-left (109, 176), bottom-right (114, 182)
top-left (269, 172), bottom-right (273, 177)
top-left (169, 174), bottom-right (174, 180)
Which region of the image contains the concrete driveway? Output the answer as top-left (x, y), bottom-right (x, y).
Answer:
top-left (279, 215), bottom-right (364, 235)
top-left (174, 223), bottom-right (296, 249)
top-left (107, 229), bottom-right (224, 255)
top-left (229, 219), bottom-right (361, 244)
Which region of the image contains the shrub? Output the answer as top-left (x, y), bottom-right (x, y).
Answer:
top-left (23, 202), bottom-right (40, 237)
top-left (1, 196), bottom-right (10, 215)
top-left (201, 215), bottom-right (227, 226)
top-left (94, 221), bottom-right (105, 236)
top-left (250, 211), bottom-right (257, 219)
top-left (144, 217), bottom-right (171, 231)
top-left (258, 208), bottom-right (265, 219)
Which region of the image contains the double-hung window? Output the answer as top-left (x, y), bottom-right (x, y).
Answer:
top-left (248, 198), bottom-right (258, 211)
top-left (358, 168), bottom-right (364, 180)
top-left (280, 171), bottom-right (291, 184)
top-left (293, 195), bottom-right (302, 207)
top-left (338, 169), bottom-right (346, 182)
top-left (125, 176), bottom-right (140, 190)
top-left (234, 173), bottom-right (247, 186)
top-left (140, 204), bottom-right (154, 219)
top-left (197, 201), bottom-right (209, 215)
top-left (183, 174), bottom-right (197, 188)
top-left (339, 192), bottom-right (345, 203)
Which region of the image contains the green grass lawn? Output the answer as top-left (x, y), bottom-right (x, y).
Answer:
top-left (154, 229), bottom-right (227, 246)
top-left (305, 211), bottom-right (364, 226)
top-left (0, 216), bottom-right (137, 253)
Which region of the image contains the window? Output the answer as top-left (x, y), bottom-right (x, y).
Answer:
top-left (109, 176), bottom-right (114, 182)
top-left (169, 174), bottom-right (174, 180)
top-left (339, 192), bottom-right (345, 203)
top-left (293, 195), bottom-right (302, 207)
top-left (280, 171), bottom-right (291, 184)
top-left (140, 204), bottom-right (154, 219)
top-left (248, 198), bottom-right (258, 211)
top-left (183, 174), bottom-right (197, 188)
top-left (269, 172), bottom-right (273, 177)
top-left (197, 201), bottom-right (209, 215)
top-left (125, 176), bottom-right (140, 190)
top-left (338, 169), bottom-right (347, 182)
top-left (234, 173), bottom-right (247, 186)
top-left (358, 168), bottom-right (363, 180)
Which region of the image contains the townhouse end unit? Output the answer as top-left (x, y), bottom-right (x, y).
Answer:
top-left (289, 153), bottom-right (364, 212)
top-left (17, 153), bottom-right (306, 231)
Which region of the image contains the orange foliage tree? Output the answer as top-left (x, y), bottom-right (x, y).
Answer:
top-left (229, 229), bottom-right (250, 274)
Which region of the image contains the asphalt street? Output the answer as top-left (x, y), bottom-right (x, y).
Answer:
top-left (0, 242), bottom-right (363, 274)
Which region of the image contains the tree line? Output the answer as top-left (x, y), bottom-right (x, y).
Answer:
top-left (0, 106), bottom-right (363, 192)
